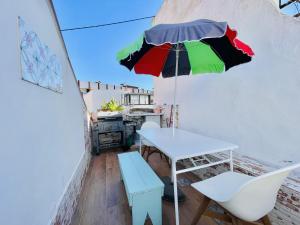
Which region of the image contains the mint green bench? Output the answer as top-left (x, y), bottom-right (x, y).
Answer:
top-left (118, 151), bottom-right (164, 225)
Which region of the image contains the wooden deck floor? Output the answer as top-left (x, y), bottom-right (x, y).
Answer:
top-left (70, 149), bottom-right (214, 225)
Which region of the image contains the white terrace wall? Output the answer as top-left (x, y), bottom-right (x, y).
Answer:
top-left (154, 0), bottom-right (300, 165)
top-left (0, 1), bottom-right (90, 225)
top-left (83, 86), bottom-right (123, 113)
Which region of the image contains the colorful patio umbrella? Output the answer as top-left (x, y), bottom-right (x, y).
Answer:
top-left (117, 19), bottom-right (254, 132)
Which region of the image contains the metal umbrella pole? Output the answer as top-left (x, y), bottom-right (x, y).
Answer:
top-left (172, 44), bottom-right (179, 136)
top-left (172, 44), bottom-right (181, 225)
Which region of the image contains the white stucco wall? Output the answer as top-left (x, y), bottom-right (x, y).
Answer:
top-left (154, 0), bottom-right (300, 165)
top-left (0, 1), bottom-right (86, 225)
top-left (83, 89), bottom-right (123, 113)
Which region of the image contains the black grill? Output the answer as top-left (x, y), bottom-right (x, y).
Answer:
top-left (92, 116), bottom-right (124, 154)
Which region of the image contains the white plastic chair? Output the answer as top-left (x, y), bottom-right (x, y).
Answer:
top-left (140, 121), bottom-right (170, 165)
top-left (140, 121), bottom-right (160, 147)
top-left (191, 163), bottom-right (300, 225)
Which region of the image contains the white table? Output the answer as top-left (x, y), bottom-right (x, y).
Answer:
top-left (137, 128), bottom-right (238, 225)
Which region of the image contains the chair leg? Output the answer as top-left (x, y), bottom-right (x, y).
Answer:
top-left (159, 152), bottom-right (163, 159)
top-left (261, 215), bottom-right (272, 225)
top-left (141, 146), bottom-right (146, 157)
top-left (229, 215), bottom-right (243, 225)
top-left (163, 154), bottom-right (171, 168)
top-left (205, 202), bottom-right (271, 225)
top-left (204, 210), bottom-right (232, 223)
top-left (143, 147), bottom-right (171, 168)
top-left (191, 196), bottom-right (211, 225)
top-left (146, 148), bottom-right (154, 161)
top-left (146, 148), bottom-right (160, 161)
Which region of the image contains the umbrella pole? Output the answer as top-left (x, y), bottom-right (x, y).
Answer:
top-left (172, 44), bottom-right (179, 136)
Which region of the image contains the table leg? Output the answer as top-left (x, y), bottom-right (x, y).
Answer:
top-left (139, 138), bottom-right (142, 154)
top-left (171, 161), bottom-right (174, 183)
top-left (230, 150), bottom-right (233, 171)
top-left (172, 160), bottom-right (180, 225)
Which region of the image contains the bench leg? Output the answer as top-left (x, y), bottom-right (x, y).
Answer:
top-left (132, 190), bottom-right (162, 225)
top-left (147, 192), bottom-right (162, 225)
top-left (132, 203), bottom-right (148, 225)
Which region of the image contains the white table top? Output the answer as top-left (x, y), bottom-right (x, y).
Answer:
top-left (137, 128), bottom-right (238, 161)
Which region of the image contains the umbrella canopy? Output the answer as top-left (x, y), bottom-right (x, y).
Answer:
top-left (117, 20), bottom-right (254, 225)
top-left (117, 19), bottom-right (254, 134)
top-left (117, 19), bottom-right (254, 77)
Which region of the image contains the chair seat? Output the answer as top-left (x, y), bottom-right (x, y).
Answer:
top-left (192, 171), bottom-right (254, 203)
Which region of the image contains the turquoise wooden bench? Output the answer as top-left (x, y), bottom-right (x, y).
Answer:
top-left (118, 151), bottom-right (164, 225)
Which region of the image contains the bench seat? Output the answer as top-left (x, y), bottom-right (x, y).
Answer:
top-left (118, 151), bottom-right (164, 225)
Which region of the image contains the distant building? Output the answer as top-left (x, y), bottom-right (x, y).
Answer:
top-left (120, 84), bottom-right (154, 106)
top-left (78, 80), bottom-right (154, 112)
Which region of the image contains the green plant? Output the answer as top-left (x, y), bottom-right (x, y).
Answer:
top-left (101, 99), bottom-right (124, 112)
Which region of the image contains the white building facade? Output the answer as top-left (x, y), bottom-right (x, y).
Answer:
top-left (153, 0), bottom-right (300, 224)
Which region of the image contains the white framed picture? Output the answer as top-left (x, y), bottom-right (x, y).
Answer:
top-left (19, 16), bottom-right (63, 93)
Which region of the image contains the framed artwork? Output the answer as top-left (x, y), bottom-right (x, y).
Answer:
top-left (19, 16), bottom-right (63, 93)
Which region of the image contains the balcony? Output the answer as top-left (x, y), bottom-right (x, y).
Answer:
top-left (70, 148), bottom-right (214, 225)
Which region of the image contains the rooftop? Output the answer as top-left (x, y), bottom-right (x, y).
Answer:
top-left (70, 149), bottom-right (213, 225)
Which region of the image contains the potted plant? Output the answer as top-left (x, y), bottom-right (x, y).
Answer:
top-left (98, 99), bottom-right (124, 117)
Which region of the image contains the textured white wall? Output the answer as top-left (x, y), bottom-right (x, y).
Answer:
top-left (0, 1), bottom-right (86, 225)
top-left (154, 0), bottom-right (300, 164)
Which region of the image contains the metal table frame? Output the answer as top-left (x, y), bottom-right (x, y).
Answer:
top-left (137, 128), bottom-right (238, 225)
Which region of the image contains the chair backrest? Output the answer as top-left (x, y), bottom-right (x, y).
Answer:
top-left (220, 163), bottom-right (300, 222)
top-left (140, 121), bottom-right (160, 147)
top-left (141, 121), bottom-right (160, 129)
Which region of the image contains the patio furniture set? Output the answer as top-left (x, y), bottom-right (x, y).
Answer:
top-left (117, 124), bottom-right (300, 225)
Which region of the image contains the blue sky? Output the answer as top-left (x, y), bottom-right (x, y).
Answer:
top-left (52, 0), bottom-right (163, 90)
top-left (281, 2), bottom-right (300, 15)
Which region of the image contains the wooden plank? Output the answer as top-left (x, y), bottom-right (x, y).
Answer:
top-left (70, 149), bottom-right (215, 225)
top-left (204, 210), bottom-right (232, 223)
top-left (190, 196), bottom-right (210, 225)
top-left (106, 152), bottom-right (125, 208)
